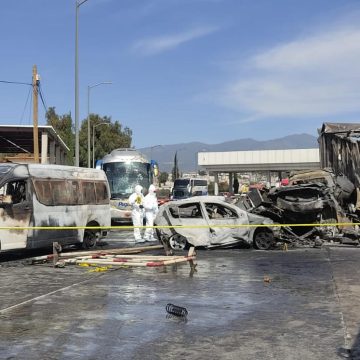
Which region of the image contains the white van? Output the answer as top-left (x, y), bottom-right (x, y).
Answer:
top-left (171, 178), bottom-right (208, 200)
top-left (0, 163), bottom-right (110, 252)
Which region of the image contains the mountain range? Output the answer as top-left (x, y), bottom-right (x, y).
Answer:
top-left (139, 133), bottom-right (318, 172)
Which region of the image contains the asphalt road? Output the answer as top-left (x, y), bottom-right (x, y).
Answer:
top-left (0, 231), bottom-right (359, 360)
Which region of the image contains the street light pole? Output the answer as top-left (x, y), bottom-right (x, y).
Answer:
top-left (92, 122), bottom-right (110, 168)
top-left (75, 0), bottom-right (89, 167)
top-left (87, 81), bottom-right (112, 167)
top-left (150, 144), bottom-right (162, 160)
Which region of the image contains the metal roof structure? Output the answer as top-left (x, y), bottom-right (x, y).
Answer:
top-left (0, 125), bottom-right (70, 165)
top-left (0, 125), bottom-right (69, 154)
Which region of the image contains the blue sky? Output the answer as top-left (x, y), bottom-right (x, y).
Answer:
top-left (1, 0), bottom-right (360, 148)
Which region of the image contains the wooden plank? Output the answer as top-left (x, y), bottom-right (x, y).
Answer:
top-left (64, 254), bottom-right (184, 261)
top-left (59, 244), bottom-right (163, 258)
top-left (187, 247), bottom-right (196, 257)
top-left (74, 256), bottom-right (196, 268)
top-left (76, 259), bottom-right (152, 267)
top-left (28, 244), bottom-right (165, 264)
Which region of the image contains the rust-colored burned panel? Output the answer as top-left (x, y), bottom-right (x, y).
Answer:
top-left (321, 122), bottom-right (360, 134)
top-left (319, 123), bottom-right (360, 187)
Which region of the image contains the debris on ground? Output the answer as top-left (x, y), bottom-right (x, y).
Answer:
top-left (263, 275), bottom-right (272, 283)
top-left (28, 244), bottom-right (164, 265)
top-left (237, 168), bottom-right (360, 248)
top-left (28, 244), bottom-right (197, 271)
top-left (166, 303), bottom-right (188, 317)
top-left (67, 248), bottom-right (196, 268)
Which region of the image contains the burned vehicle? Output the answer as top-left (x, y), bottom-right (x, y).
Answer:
top-left (239, 169), bottom-right (359, 245)
top-left (154, 196), bottom-right (279, 251)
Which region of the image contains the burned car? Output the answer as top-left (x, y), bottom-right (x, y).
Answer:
top-left (238, 169), bottom-right (360, 245)
top-left (154, 196), bottom-right (279, 251)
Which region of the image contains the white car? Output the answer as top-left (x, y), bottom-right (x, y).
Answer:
top-left (154, 196), bottom-right (278, 251)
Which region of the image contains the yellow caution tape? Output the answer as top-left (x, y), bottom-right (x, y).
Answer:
top-left (0, 222), bottom-right (358, 230)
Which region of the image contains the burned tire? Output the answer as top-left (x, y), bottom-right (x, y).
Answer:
top-left (82, 229), bottom-right (97, 249)
top-left (169, 234), bottom-right (189, 251)
top-left (253, 229), bottom-right (274, 250)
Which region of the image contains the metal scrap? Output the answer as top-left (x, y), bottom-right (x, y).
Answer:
top-left (238, 167), bottom-right (360, 247)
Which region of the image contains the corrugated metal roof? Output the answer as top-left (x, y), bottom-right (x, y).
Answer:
top-left (0, 125), bottom-right (69, 153)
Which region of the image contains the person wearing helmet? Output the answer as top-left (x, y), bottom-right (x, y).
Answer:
top-left (143, 184), bottom-right (159, 242)
top-left (128, 185), bottom-right (145, 242)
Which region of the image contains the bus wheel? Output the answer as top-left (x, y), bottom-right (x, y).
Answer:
top-left (83, 229), bottom-right (97, 249)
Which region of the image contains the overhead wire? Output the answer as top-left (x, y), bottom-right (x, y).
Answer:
top-left (0, 78), bottom-right (49, 123)
top-left (28, 89), bottom-right (33, 125)
top-left (20, 86), bottom-right (32, 125)
top-left (38, 84), bottom-right (48, 113)
top-left (0, 80), bottom-right (32, 86)
top-left (0, 79), bottom-right (33, 124)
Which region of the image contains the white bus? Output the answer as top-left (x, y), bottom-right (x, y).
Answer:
top-left (0, 163), bottom-right (110, 252)
top-left (98, 148), bottom-right (158, 223)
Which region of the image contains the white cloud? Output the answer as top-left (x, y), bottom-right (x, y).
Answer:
top-left (133, 26), bottom-right (219, 55)
top-left (221, 24), bottom-right (360, 120)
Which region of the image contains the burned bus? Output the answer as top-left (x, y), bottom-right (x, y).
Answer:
top-left (0, 163), bottom-right (110, 252)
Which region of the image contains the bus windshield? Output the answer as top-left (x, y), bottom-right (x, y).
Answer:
top-left (174, 179), bottom-right (190, 187)
top-left (103, 162), bottom-right (151, 198)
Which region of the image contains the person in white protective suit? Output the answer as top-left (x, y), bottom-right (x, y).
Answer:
top-left (143, 184), bottom-right (159, 242)
top-left (128, 185), bottom-right (145, 242)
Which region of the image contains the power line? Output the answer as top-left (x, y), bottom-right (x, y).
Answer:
top-left (38, 84), bottom-right (48, 112)
top-left (20, 86), bottom-right (32, 125)
top-left (1, 78), bottom-right (32, 124)
top-left (0, 80), bottom-right (32, 86)
top-left (28, 89), bottom-right (33, 125)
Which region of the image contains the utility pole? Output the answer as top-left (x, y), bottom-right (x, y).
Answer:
top-left (32, 65), bottom-right (39, 163)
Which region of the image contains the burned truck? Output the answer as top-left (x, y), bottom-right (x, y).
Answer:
top-left (239, 168), bottom-right (359, 246)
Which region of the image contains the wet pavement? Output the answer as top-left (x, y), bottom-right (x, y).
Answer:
top-left (0, 231), bottom-right (360, 359)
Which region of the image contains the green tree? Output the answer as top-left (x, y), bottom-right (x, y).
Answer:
top-left (159, 171), bottom-right (168, 185)
top-left (79, 114), bottom-right (132, 167)
top-left (46, 107), bottom-right (74, 165)
top-left (171, 151), bottom-right (180, 180)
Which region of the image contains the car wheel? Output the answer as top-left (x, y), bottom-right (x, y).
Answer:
top-left (253, 229), bottom-right (274, 250)
top-left (83, 229), bottom-right (97, 249)
top-left (169, 234), bottom-right (189, 251)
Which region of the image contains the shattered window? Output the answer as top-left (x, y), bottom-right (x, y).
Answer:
top-left (70, 181), bottom-right (81, 205)
top-left (33, 179), bottom-right (106, 206)
top-left (95, 182), bottom-right (109, 204)
top-left (82, 181), bottom-right (96, 204)
top-left (205, 203), bottom-right (238, 220)
top-left (52, 180), bottom-right (72, 205)
top-left (169, 203), bottom-right (203, 219)
top-left (33, 180), bottom-right (53, 206)
top-left (103, 162), bottom-right (151, 198)
top-left (0, 180), bottom-right (27, 204)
